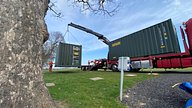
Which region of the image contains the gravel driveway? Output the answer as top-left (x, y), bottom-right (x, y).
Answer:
top-left (122, 73), bottom-right (192, 108)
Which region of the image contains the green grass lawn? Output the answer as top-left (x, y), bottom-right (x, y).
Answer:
top-left (43, 69), bottom-right (153, 108)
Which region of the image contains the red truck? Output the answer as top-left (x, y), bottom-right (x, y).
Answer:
top-left (68, 18), bottom-right (192, 71)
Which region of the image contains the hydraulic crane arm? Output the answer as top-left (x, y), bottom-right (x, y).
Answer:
top-left (68, 22), bottom-right (110, 45)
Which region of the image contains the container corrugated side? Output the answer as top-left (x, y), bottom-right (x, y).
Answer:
top-left (109, 19), bottom-right (180, 60)
top-left (55, 42), bottom-right (82, 67)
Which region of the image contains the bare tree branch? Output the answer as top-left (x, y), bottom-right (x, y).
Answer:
top-left (48, 0), bottom-right (120, 17)
top-left (73, 0), bottom-right (120, 16)
top-left (48, 1), bottom-right (63, 18)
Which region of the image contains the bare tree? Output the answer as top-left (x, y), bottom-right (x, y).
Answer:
top-left (43, 32), bottom-right (64, 67)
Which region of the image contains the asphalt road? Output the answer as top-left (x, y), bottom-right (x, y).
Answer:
top-left (122, 73), bottom-right (192, 108)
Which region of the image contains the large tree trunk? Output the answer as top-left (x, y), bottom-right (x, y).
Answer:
top-left (0, 0), bottom-right (57, 108)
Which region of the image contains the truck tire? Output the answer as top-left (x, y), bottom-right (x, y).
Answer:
top-left (111, 64), bottom-right (118, 72)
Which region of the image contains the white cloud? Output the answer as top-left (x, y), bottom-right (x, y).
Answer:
top-left (172, 0), bottom-right (181, 6)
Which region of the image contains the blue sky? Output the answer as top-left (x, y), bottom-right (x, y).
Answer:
top-left (45, 0), bottom-right (192, 65)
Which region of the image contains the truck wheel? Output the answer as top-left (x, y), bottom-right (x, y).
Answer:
top-left (111, 64), bottom-right (118, 72)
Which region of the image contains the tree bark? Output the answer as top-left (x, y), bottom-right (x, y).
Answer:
top-left (0, 0), bottom-right (56, 108)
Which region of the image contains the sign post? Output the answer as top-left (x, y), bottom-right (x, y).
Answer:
top-left (120, 57), bottom-right (124, 101)
top-left (118, 57), bottom-right (130, 101)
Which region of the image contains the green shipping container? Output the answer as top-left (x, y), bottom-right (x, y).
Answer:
top-left (55, 42), bottom-right (82, 67)
top-left (109, 19), bottom-right (180, 60)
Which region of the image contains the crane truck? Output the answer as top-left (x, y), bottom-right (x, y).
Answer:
top-left (68, 18), bottom-right (192, 71)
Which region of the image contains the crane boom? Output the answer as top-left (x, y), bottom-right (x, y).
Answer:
top-left (68, 22), bottom-right (110, 45)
